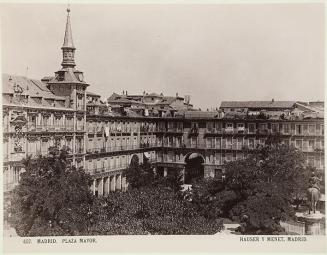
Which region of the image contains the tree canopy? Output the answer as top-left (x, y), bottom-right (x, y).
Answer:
top-left (9, 146), bottom-right (94, 236)
top-left (189, 144), bottom-right (313, 234)
top-left (88, 186), bottom-right (223, 235)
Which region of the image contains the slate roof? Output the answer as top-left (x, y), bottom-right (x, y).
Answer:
top-left (184, 111), bottom-right (219, 119)
top-left (220, 101), bottom-right (296, 109)
top-left (87, 91), bottom-right (101, 97)
top-left (2, 74), bottom-right (65, 100)
top-left (145, 92), bottom-right (161, 97)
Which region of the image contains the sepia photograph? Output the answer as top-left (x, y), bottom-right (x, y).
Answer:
top-left (1, 0), bottom-right (326, 253)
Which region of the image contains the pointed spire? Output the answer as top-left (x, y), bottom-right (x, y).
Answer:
top-left (62, 6), bottom-right (75, 49)
top-left (61, 6), bottom-right (76, 68)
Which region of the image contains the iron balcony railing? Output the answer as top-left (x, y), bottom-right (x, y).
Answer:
top-left (27, 124), bottom-right (76, 132)
top-left (155, 127), bottom-right (167, 132)
top-left (89, 164), bottom-right (129, 174)
top-left (166, 128), bottom-right (184, 133)
top-left (86, 144), bottom-right (148, 154)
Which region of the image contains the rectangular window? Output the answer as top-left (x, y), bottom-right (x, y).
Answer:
top-left (191, 122), bottom-right (198, 129)
top-left (307, 156), bottom-right (315, 167)
top-left (191, 137), bottom-right (197, 147)
top-left (321, 124), bottom-right (324, 135)
top-left (248, 123), bottom-right (255, 133)
top-left (271, 123), bottom-right (279, 133)
top-left (249, 139), bottom-right (254, 149)
top-left (308, 140), bottom-right (315, 151)
top-left (215, 153), bottom-right (222, 164)
top-left (221, 139), bottom-right (226, 149)
top-left (225, 153), bottom-right (233, 162)
top-left (303, 124), bottom-right (308, 135)
top-left (207, 122), bottom-right (214, 130)
top-left (226, 138), bottom-right (232, 149)
top-left (296, 124), bottom-right (302, 135)
top-left (236, 153), bottom-right (243, 160)
top-left (237, 138), bottom-right (243, 149)
top-left (283, 124), bottom-right (290, 134)
top-left (214, 169), bottom-right (223, 180)
top-left (309, 124), bottom-right (316, 134)
top-left (215, 122), bottom-right (222, 131)
top-left (259, 123), bottom-right (267, 130)
top-left (295, 140), bottom-right (302, 149)
top-left (215, 138), bottom-right (221, 149)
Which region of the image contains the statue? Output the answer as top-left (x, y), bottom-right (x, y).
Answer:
top-left (307, 172), bottom-right (321, 214)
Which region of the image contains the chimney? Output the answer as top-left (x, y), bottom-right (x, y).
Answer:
top-left (126, 91), bottom-right (128, 96)
top-left (176, 92), bottom-right (178, 97)
top-left (123, 90), bottom-right (125, 95)
top-left (272, 98), bottom-right (274, 103)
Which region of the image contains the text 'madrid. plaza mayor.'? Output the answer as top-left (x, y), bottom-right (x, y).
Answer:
top-left (3, 8), bottom-right (324, 196)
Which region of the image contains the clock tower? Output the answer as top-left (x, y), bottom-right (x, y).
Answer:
top-left (46, 7), bottom-right (88, 166)
top-left (61, 7), bottom-right (76, 68)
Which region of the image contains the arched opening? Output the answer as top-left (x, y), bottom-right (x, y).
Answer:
top-left (184, 153), bottom-right (204, 184)
top-left (130, 154), bottom-right (139, 166)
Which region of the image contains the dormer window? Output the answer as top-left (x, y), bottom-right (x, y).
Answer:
top-left (77, 73), bottom-right (84, 82)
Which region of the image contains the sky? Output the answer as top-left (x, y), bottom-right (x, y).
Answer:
top-left (0, 2), bottom-right (325, 109)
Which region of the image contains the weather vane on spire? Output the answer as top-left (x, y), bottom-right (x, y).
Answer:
top-left (67, 3), bottom-right (71, 13)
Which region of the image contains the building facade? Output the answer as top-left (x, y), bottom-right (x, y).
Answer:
top-left (2, 9), bottom-right (325, 196)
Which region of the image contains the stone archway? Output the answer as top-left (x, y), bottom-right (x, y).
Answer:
top-left (129, 154), bottom-right (140, 166)
top-left (184, 152), bottom-right (205, 184)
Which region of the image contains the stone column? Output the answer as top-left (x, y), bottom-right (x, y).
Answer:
top-left (93, 179), bottom-right (96, 195)
top-left (100, 177), bottom-right (104, 196)
top-left (305, 217), bottom-right (322, 235)
top-left (297, 211), bottom-right (324, 235)
top-left (110, 175), bottom-right (116, 192)
top-left (181, 167), bottom-right (185, 184)
top-left (164, 167), bottom-right (168, 177)
top-left (116, 174), bottom-right (122, 191)
top-left (121, 176), bottom-right (126, 191)
top-left (103, 177), bottom-right (108, 196)
top-left (107, 176), bottom-right (110, 195)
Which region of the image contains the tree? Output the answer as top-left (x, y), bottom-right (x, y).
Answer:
top-left (186, 144), bottom-right (311, 234)
top-left (124, 156), bottom-right (155, 189)
top-left (224, 144), bottom-right (309, 234)
top-left (88, 186), bottom-right (224, 235)
top-left (8, 146), bottom-right (94, 236)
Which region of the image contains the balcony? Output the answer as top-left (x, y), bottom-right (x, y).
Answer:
top-left (76, 126), bottom-right (85, 132)
top-left (140, 127), bottom-right (156, 133)
top-left (4, 182), bottom-right (18, 192)
top-left (10, 151), bottom-right (26, 161)
top-left (224, 127), bottom-right (234, 134)
top-left (162, 142), bottom-right (182, 148)
top-left (140, 142), bottom-right (151, 148)
top-left (3, 154), bottom-right (9, 161)
top-left (90, 164), bottom-right (129, 175)
top-left (256, 129), bottom-right (271, 135)
top-left (155, 127), bottom-right (167, 132)
top-left (302, 146), bottom-right (324, 153)
top-left (188, 128), bottom-right (199, 137)
top-left (86, 145), bottom-right (142, 154)
top-left (166, 128), bottom-right (183, 133)
top-left (28, 124), bottom-right (75, 132)
top-left (236, 127), bottom-right (247, 134)
top-left (75, 148), bottom-right (84, 154)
